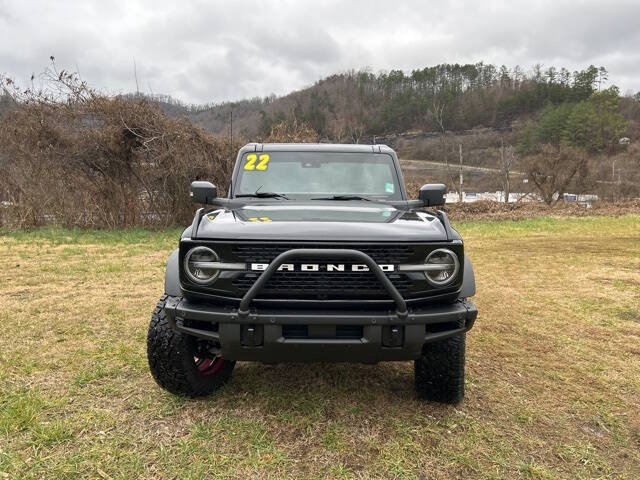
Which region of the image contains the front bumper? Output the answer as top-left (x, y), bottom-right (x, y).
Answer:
top-left (163, 296), bottom-right (477, 363)
top-left (165, 247), bottom-right (477, 363)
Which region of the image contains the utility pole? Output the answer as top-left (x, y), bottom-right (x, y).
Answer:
top-left (612, 158), bottom-right (616, 202)
top-left (230, 110), bottom-right (233, 146)
top-left (612, 158), bottom-right (615, 181)
top-left (133, 57), bottom-right (140, 96)
top-left (500, 138), bottom-right (511, 203)
top-left (458, 144), bottom-right (463, 203)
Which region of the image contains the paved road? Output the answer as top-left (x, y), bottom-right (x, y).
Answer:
top-left (400, 158), bottom-right (524, 176)
top-left (400, 158), bottom-right (638, 187)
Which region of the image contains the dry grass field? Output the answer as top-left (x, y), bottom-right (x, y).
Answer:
top-left (1, 216), bottom-right (639, 479)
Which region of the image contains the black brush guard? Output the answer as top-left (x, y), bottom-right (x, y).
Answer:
top-left (164, 248), bottom-right (477, 362)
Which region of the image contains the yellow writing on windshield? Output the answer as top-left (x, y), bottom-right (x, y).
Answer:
top-left (244, 154), bottom-right (257, 170)
top-left (257, 154), bottom-right (270, 170)
top-left (244, 153), bottom-right (270, 171)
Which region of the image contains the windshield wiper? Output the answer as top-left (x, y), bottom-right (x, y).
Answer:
top-left (311, 195), bottom-right (373, 201)
top-left (235, 192), bottom-right (289, 200)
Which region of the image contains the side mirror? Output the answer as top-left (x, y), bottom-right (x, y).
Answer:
top-left (190, 181), bottom-right (218, 204)
top-left (418, 183), bottom-right (446, 207)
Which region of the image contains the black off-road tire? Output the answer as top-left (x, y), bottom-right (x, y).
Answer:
top-left (414, 320), bottom-right (466, 404)
top-left (147, 295), bottom-right (235, 397)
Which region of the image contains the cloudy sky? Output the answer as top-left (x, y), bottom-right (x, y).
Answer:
top-left (1, 0), bottom-right (639, 104)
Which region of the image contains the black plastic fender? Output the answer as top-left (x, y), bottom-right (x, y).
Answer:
top-left (164, 249), bottom-right (181, 296)
top-left (460, 256), bottom-right (476, 299)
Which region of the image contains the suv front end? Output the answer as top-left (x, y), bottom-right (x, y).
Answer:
top-left (147, 143), bottom-right (477, 403)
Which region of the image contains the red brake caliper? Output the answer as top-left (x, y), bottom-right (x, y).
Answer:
top-left (195, 356), bottom-right (224, 376)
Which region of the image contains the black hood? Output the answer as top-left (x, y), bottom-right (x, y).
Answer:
top-left (192, 201), bottom-right (451, 242)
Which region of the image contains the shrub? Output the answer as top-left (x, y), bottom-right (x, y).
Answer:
top-left (0, 67), bottom-right (235, 228)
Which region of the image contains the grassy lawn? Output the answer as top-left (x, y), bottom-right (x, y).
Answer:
top-left (1, 216), bottom-right (639, 479)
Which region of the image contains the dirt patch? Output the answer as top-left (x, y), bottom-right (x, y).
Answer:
top-left (617, 309), bottom-right (640, 323)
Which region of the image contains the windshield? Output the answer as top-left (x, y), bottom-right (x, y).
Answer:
top-left (234, 151), bottom-right (403, 200)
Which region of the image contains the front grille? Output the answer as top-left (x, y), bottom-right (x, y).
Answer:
top-left (232, 270), bottom-right (413, 298)
top-left (230, 243), bottom-right (419, 300)
top-left (232, 244), bottom-right (414, 264)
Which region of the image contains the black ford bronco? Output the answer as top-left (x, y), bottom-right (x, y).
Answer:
top-left (147, 143), bottom-right (477, 403)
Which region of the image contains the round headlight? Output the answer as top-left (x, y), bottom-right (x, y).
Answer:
top-left (424, 248), bottom-right (459, 287)
top-left (184, 246), bottom-right (220, 285)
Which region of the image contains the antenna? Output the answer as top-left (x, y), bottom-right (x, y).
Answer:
top-left (133, 57), bottom-right (140, 95)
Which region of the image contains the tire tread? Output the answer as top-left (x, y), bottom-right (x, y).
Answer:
top-left (414, 319), bottom-right (466, 404)
top-left (147, 295), bottom-right (234, 396)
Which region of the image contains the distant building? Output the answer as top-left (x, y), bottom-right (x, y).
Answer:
top-left (563, 193), bottom-right (598, 206)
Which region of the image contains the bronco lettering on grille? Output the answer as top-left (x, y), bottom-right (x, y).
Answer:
top-left (250, 263), bottom-right (395, 272)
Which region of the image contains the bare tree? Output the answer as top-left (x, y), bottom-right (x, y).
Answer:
top-left (499, 138), bottom-right (516, 203)
top-left (525, 144), bottom-right (588, 205)
top-left (427, 100), bottom-right (461, 200)
top-left (350, 122), bottom-right (366, 144)
top-left (427, 100), bottom-right (446, 136)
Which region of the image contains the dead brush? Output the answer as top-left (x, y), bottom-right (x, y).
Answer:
top-left (0, 63), bottom-right (236, 228)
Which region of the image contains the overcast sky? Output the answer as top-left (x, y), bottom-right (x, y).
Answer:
top-left (1, 0), bottom-right (639, 104)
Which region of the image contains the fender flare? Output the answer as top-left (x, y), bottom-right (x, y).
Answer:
top-left (164, 249), bottom-right (181, 296)
top-left (460, 256), bottom-right (476, 299)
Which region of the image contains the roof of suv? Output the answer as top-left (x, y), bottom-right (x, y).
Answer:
top-left (240, 143), bottom-right (395, 154)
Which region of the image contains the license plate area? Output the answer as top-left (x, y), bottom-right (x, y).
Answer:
top-left (282, 325), bottom-right (363, 340)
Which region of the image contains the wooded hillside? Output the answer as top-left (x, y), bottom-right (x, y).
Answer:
top-left (153, 63), bottom-right (636, 140)
top-left (153, 63), bottom-right (639, 202)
